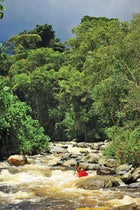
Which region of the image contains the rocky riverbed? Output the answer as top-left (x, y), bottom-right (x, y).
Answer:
top-left (1, 140), bottom-right (140, 210)
top-left (49, 140), bottom-right (140, 189)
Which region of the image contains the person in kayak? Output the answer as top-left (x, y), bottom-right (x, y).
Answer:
top-left (75, 162), bottom-right (88, 178)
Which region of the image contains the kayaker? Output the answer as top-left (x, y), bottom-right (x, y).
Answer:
top-left (75, 162), bottom-right (88, 178)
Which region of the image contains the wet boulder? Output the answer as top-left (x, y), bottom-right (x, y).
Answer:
top-left (84, 153), bottom-right (101, 164)
top-left (128, 182), bottom-right (140, 189)
top-left (7, 155), bottom-right (29, 166)
top-left (97, 165), bottom-right (116, 175)
top-left (132, 167), bottom-right (140, 181)
top-left (50, 146), bottom-right (68, 153)
top-left (103, 158), bottom-right (118, 168)
top-left (116, 164), bottom-right (134, 175)
top-left (121, 172), bottom-right (132, 184)
top-left (62, 159), bottom-right (77, 168)
top-left (75, 175), bottom-right (125, 190)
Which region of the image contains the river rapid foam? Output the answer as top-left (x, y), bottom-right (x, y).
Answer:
top-left (0, 141), bottom-right (139, 210)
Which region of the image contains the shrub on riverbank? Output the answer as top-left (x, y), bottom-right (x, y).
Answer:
top-left (104, 126), bottom-right (140, 167)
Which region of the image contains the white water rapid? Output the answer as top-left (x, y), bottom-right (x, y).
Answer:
top-left (0, 142), bottom-right (139, 210)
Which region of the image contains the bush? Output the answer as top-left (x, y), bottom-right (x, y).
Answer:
top-left (104, 126), bottom-right (140, 166)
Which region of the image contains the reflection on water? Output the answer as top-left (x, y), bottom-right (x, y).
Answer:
top-left (0, 154), bottom-right (139, 210)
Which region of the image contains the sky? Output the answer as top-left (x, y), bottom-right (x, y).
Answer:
top-left (0, 0), bottom-right (140, 43)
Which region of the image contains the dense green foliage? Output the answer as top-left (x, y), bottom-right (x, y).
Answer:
top-left (0, 77), bottom-right (50, 158)
top-left (0, 0), bottom-right (5, 20)
top-left (104, 126), bottom-right (140, 166)
top-left (0, 0), bottom-right (5, 47)
top-left (0, 12), bottom-right (140, 165)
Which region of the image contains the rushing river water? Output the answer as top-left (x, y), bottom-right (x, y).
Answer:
top-left (0, 142), bottom-right (140, 210)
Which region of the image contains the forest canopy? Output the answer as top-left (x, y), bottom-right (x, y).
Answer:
top-left (0, 12), bottom-right (140, 165)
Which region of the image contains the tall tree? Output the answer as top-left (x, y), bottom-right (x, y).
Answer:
top-left (8, 48), bottom-right (64, 139)
top-left (28, 23), bottom-right (65, 51)
top-left (29, 23), bottom-right (55, 47)
top-left (0, 77), bottom-right (50, 158)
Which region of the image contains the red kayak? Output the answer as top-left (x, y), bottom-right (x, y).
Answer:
top-left (77, 170), bottom-right (88, 178)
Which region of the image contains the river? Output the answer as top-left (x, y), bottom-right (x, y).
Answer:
top-left (0, 142), bottom-right (139, 210)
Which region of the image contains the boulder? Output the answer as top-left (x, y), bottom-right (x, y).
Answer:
top-left (104, 158), bottom-right (118, 168)
top-left (85, 153), bottom-right (101, 164)
top-left (132, 167), bottom-right (140, 181)
top-left (63, 159), bottom-right (77, 167)
top-left (116, 164), bottom-right (134, 175)
top-left (128, 182), bottom-right (140, 189)
top-left (75, 175), bottom-right (125, 190)
top-left (121, 172), bottom-right (132, 184)
top-left (50, 146), bottom-right (68, 153)
top-left (7, 155), bottom-right (29, 166)
top-left (97, 166), bottom-right (115, 175)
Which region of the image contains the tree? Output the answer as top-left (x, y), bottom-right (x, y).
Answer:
top-left (8, 48), bottom-right (65, 139)
top-left (62, 14), bottom-right (140, 144)
top-left (0, 0), bottom-right (6, 47)
top-left (63, 16), bottom-right (127, 140)
top-left (0, 0), bottom-right (5, 20)
top-left (0, 77), bottom-right (50, 158)
top-left (1, 11), bottom-right (140, 167)
top-left (66, 16), bottom-right (121, 69)
top-left (3, 34), bottom-right (42, 53)
top-left (28, 23), bottom-right (65, 51)
top-left (29, 23), bottom-right (55, 47)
